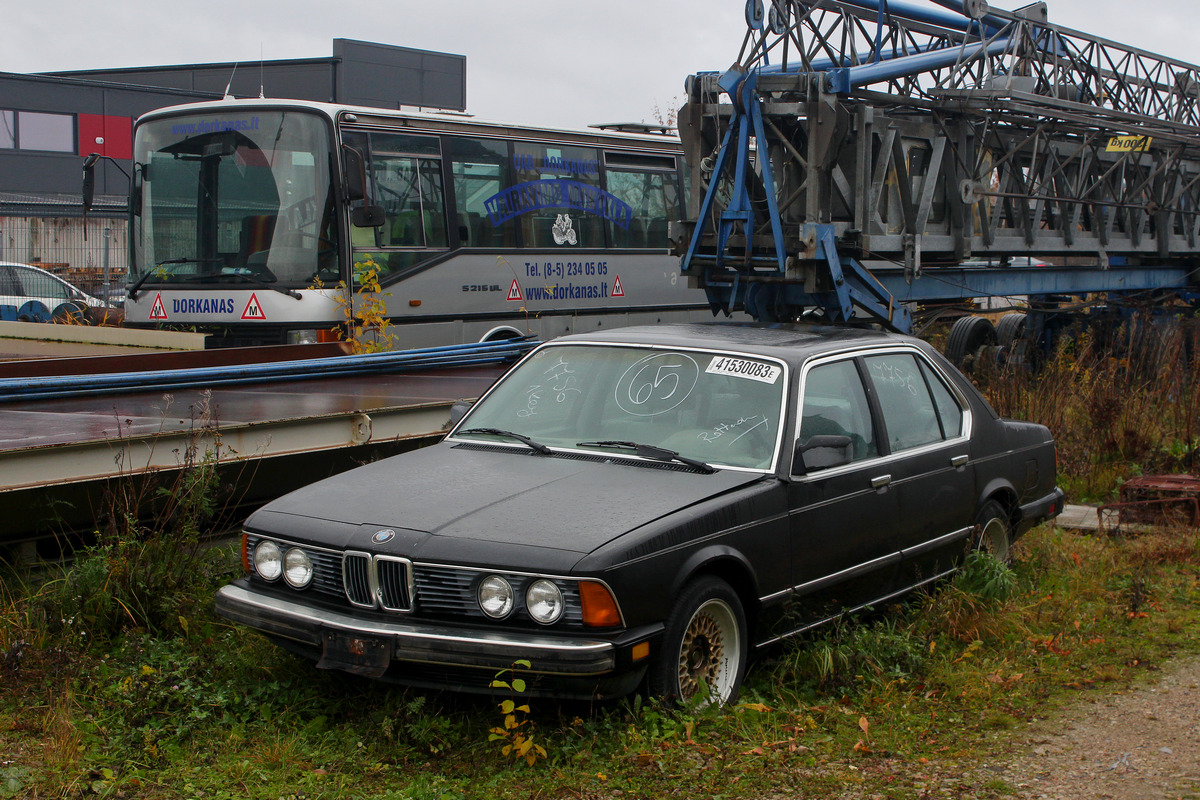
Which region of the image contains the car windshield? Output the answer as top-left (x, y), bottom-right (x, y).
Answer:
top-left (455, 344), bottom-right (787, 470)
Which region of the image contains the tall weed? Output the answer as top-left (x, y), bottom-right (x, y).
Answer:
top-left (974, 315), bottom-right (1200, 500)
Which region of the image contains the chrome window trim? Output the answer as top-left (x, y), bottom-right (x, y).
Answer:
top-left (448, 340), bottom-right (790, 476)
top-left (792, 344), bottom-right (973, 482)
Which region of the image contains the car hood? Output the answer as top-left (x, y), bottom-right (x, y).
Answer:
top-left (248, 442), bottom-right (765, 560)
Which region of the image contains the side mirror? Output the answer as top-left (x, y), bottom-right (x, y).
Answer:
top-left (81, 153), bottom-right (100, 213)
top-left (343, 144), bottom-right (370, 203)
top-left (794, 434), bottom-right (854, 474)
top-left (446, 399), bottom-right (474, 429)
top-left (352, 204), bottom-right (386, 228)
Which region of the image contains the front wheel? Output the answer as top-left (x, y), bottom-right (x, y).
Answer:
top-left (650, 576), bottom-right (748, 705)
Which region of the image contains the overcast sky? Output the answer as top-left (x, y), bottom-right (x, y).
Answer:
top-left (7, 0), bottom-right (1200, 130)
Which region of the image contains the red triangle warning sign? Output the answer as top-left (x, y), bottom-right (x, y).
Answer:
top-left (149, 293), bottom-right (168, 320)
top-left (241, 293), bottom-right (266, 320)
top-left (611, 275), bottom-right (625, 298)
top-left (507, 279), bottom-right (523, 301)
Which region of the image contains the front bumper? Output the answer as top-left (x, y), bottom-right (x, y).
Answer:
top-left (216, 583), bottom-right (626, 677)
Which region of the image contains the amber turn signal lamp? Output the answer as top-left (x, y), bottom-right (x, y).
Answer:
top-left (631, 642), bottom-right (650, 662)
top-left (240, 534), bottom-right (251, 573)
top-left (579, 581), bottom-right (621, 627)
top-left (409, 299), bottom-right (422, 307)
top-left (316, 328), bottom-right (340, 343)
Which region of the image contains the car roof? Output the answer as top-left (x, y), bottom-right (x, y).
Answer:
top-left (0, 261), bottom-right (63, 278)
top-left (551, 322), bottom-right (917, 366)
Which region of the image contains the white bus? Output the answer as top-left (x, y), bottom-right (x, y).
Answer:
top-left (114, 98), bottom-right (717, 348)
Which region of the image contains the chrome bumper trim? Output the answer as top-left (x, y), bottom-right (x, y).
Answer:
top-left (215, 584), bottom-right (616, 675)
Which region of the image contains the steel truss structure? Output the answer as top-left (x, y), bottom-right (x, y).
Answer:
top-left (675, 0), bottom-right (1200, 329)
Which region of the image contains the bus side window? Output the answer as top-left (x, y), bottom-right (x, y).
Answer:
top-left (447, 137), bottom-right (514, 248)
top-left (512, 143), bottom-right (604, 248)
top-left (604, 164), bottom-right (681, 249)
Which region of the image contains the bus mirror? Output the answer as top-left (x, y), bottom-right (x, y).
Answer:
top-left (343, 144), bottom-right (370, 202)
top-left (81, 153), bottom-right (99, 213)
top-left (352, 204), bottom-right (386, 228)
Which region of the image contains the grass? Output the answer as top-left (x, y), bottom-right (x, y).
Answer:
top-left (2, 317), bottom-right (1200, 798)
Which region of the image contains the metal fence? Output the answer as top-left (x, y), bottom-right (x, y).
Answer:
top-left (0, 215), bottom-right (129, 299)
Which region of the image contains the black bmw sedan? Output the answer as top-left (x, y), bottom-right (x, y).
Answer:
top-left (216, 323), bottom-right (1063, 703)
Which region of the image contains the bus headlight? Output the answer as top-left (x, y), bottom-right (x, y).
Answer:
top-left (253, 540), bottom-right (283, 581)
top-left (287, 329), bottom-right (319, 345)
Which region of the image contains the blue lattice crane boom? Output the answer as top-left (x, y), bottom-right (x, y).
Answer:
top-left (674, 0), bottom-right (1200, 338)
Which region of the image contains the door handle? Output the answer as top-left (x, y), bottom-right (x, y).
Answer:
top-left (871, 474), bottom-right (892, 489)
top-left (951, 454), bottom-right (969, 468)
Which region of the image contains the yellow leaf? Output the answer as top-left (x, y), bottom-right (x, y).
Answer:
top-left (512, 678), bottom-right (527, 693)
top-left (739, 702), bottom-right (773, 713)
top-left (500, 700), bottom-right (515, 714)
top-left (858, 716), bottom-right (870, 737)
top-left (516, 704), bottom-right (531, 713)
top-left (505, 714), bottom-right (518, 729)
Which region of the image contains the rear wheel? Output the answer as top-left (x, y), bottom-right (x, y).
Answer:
top-left (650, 575), bottom-right (748, 705)
top-left (946, 316), bottom-right (997, 368)
top-left (975, 499), bottom-right (1012, 563)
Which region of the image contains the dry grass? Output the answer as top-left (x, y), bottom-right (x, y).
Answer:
top-left (973, 314), bottom-right (1200, 501)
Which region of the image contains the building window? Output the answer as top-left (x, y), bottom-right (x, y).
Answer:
top-left (0, 111), bottom-right (13, 149)
top-left (16, 111), bottom-right (75, 153)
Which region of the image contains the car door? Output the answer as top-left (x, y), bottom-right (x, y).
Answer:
top-left (860, 349), bottom-right (975, 588)
top-left (780, 355), bottom-right (901, 636)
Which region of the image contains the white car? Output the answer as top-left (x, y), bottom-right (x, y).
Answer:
top-left (0, 262), bottom-right (110, 322)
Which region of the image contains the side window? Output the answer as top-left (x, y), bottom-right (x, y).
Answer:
top-left (604, 152), bottom-right (681, 249)
top-left (920, 359), bottom-right (965, 438)
top-left (512, 143), bottom-right (604, 248)
top-left (864, 353), bottom-right (945, 451)
top-left (447, 137), bottom-right (514, 248)
top-left (348, 132), bottom-right (447, 282)
top-left (797, 359), bottom-right (877, 471)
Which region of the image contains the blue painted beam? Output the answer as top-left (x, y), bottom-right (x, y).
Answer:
top-left (878, 265), bottom-right (1195, 301)
top-left (0, 338), bottom-right (538, 402)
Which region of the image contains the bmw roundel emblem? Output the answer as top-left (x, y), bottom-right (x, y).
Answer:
top-left (371, 529), bottom-right (396, 544)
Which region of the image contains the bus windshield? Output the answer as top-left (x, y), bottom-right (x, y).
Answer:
top-left (131, 110), bottom-right (339, 288)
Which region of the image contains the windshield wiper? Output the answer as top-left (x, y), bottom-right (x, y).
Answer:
top-left (575, 440), bottom-right (714, 474)
top-left (183, 270), bottom-right (302, 300)
top-left (457, 428), bottom-right (552, 455)
top-left (128, 257), bottom-right (221, 300)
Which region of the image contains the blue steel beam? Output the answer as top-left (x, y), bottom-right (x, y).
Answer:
top-left (825, 36), bottom-right (1011, 93)
top-left (0, 338), bottom-right (537, 402)
top-left (877, 265), bottom-right (1196, 301)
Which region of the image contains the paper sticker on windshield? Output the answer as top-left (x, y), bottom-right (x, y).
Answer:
top-left (706, 356), bottom-right (781, 384)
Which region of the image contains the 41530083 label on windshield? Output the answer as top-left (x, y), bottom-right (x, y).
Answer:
top-left (705, 356), bottom-right (782, 384)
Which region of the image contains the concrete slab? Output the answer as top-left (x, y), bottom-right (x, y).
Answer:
top-left (1055, 504), bottom-right (1100, 531)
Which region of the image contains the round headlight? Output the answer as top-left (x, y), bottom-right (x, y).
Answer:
top-left (478, 575), bottom-right (514, 619)
top-left (283, 547), bottom-right (313, 588)
top-left (253, 540), bottom-right (282, 581)
top-left (526, 579), bottom-right (564, 624)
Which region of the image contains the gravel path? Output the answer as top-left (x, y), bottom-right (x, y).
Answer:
top-left (981, 658), bottom-right (1200, 799)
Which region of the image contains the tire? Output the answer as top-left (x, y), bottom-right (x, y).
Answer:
top-left (996, 313), bottom-right (1027, 347)
top-left (975, 499), bottom-right (1012, 563)
top-left (945, 316), bottom-right (997, 367)
top-left (650, 575), bottom-right (748, 705)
